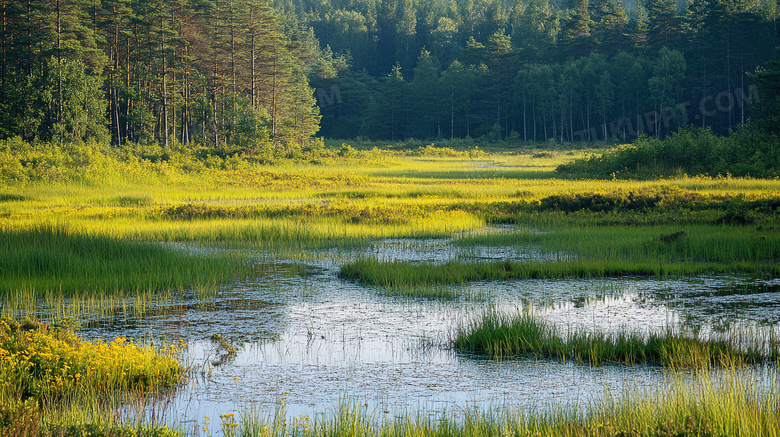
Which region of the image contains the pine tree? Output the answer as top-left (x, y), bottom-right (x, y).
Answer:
top-left (559, 0), bottom-right (595, 59)
top-left (646, 0), bottom-right (681, 51)
top-left (411, 49), bottom-right (442, 138)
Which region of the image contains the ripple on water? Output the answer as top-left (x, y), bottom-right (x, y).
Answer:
top-left (35, 239), bottom-right (780, 435)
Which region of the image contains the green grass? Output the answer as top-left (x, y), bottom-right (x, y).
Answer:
top-left (374, 285), bottom-right (460, 300)
top-left (453, 312), bottom-right (779, 367)
top-left (339, 256), bottom-right (780, 288)
top-left (0, 224), bottom-right (253, 295)
top-left (0, 193), bottom-right (27, 202)
top-left (340, 219), bottom-right (780, 288)
top-left (231, 368), bottom-right (780, 437)
top-left (458, 223), bottom-right (780, 263)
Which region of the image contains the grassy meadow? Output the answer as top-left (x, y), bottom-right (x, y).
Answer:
top-left (2, 141), bottom-right (778, 255)
top-left (1, 140), bottom-right (780, 435)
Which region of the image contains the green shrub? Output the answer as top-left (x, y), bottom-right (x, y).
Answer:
top-left (557, 126), bottom-right (780, 179)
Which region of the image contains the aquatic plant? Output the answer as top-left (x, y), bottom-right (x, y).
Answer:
top-left (340, 256), bottom-right (780, 288)
top-left (231, 368), bottom-right (780, 437)
top-left (0, 224), bottom-right (252, 295)
top-left (453, 312), bottom-right (779, 367)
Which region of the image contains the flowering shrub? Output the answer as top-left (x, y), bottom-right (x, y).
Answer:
top-left (0, 319), bottom-right (183, 401)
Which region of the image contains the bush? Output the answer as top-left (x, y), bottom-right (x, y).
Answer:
top-left (0, 319), bottom-right (183, 401)
top-left (557, 125), bottom-right (780, 179)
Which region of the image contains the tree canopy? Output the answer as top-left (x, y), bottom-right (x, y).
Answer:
top-left (1, 0), bottom-right (778, 144)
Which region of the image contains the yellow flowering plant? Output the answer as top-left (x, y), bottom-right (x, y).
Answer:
top-left (0, 319), bottom-right (183, 401)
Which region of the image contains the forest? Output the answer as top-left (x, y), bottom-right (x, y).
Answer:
top-left (0, 0), bottom-right (779, 145)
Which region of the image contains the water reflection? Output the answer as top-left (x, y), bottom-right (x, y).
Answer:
top-left (23, 238), bottom-right (780, 435)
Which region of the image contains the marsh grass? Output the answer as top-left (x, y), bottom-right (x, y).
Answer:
top-left (3, 146), bottom-right (780, 261)
top-left (457, 223), bottom-right (780, 264)
top-left (453, 312), bottom-right (779, 367)
top-left (341, 219), bottom-right (780, 288)
top-left (0, 396), bottom-right (181, 436)
top-left (375, 285), bottom-right (459, 300)
top-left (232, 367), bottom-right (780, 437)
top-left (0, 193), bottom-right (27, 202)
top-left (0, 224), bottom-right (253, 295)
top-left (339, 257), bottom-right (780, 289)
top-left (0, 287), bottom-right (226, 330)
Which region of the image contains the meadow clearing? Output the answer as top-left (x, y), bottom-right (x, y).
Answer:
top-left (1, 140), bottom-right (779, 436)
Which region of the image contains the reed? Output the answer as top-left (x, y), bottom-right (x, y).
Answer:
top-left (457, 223), bottom-right (780, 267)
top-left (232, 367), bottom-right (780, 436)
top-left (453, 312), bottom-right (779, 367)
top-left (0, 224), bottom-right (252, 296)
top-left (375, 285), bottom-right (459, 300)
top-left (339, 257), bottom-right (780, 288)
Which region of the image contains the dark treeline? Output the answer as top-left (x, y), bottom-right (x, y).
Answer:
top-left (0, 0), bottom-right (331, 147)
top-left (1, 0), bottom-right (778, 146)
top-left (297, 0), bottom-right (779, 141)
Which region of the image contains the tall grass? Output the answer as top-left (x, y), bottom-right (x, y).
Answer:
top-left (0, 224), bottom-right (253, 295)
top-left (339, 257), bottom-right (780, 288)
top-left (453, 312), bottom-right (779, 367)
top-left (231, 367), bottom-right (780, 436)
top-left (456, 224), bottom-right (780, 266)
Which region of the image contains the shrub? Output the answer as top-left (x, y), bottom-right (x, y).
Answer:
top-left (0, 319), bottom-right (183, 401)
top-left (557, 126), bottom-right (780, 179)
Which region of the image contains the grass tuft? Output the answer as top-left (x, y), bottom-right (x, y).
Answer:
top-left (0, 193), bottom-right (27, 202)
top-left (453, 312), bottom-right (779, 367)
top-left (339, 257), bottom-right (780, 288)
top-left (234, 368), bottom-right (780, 437)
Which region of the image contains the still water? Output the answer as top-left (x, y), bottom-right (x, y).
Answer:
top-left (54, 236), bottom-right (780, 434)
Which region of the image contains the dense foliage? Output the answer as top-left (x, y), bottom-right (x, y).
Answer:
top-left (557, 125), bottom-right (780, 178)
top-left (3, 0), bottom-right (778, 145)
top-left (299, 0), bottom-right (778, 141)
top-left (0, 0), bottom-right (322, 147)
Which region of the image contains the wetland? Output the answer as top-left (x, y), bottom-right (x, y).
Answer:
top-left (1, 143), bottom-right (779, 436)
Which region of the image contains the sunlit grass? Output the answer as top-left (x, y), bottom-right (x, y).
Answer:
top-left (232, 367), bottom-right (780, 437)
top-left (453, 311), bottom-right (779, 367)
top-left (339, 256), bottom-right (780, 288)
top-left (0, 224), bottom-right (254, 296)
top-left (4, 148), bottom-right (779, 297)
top-left (457, 224), bottom-right (780, 265)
